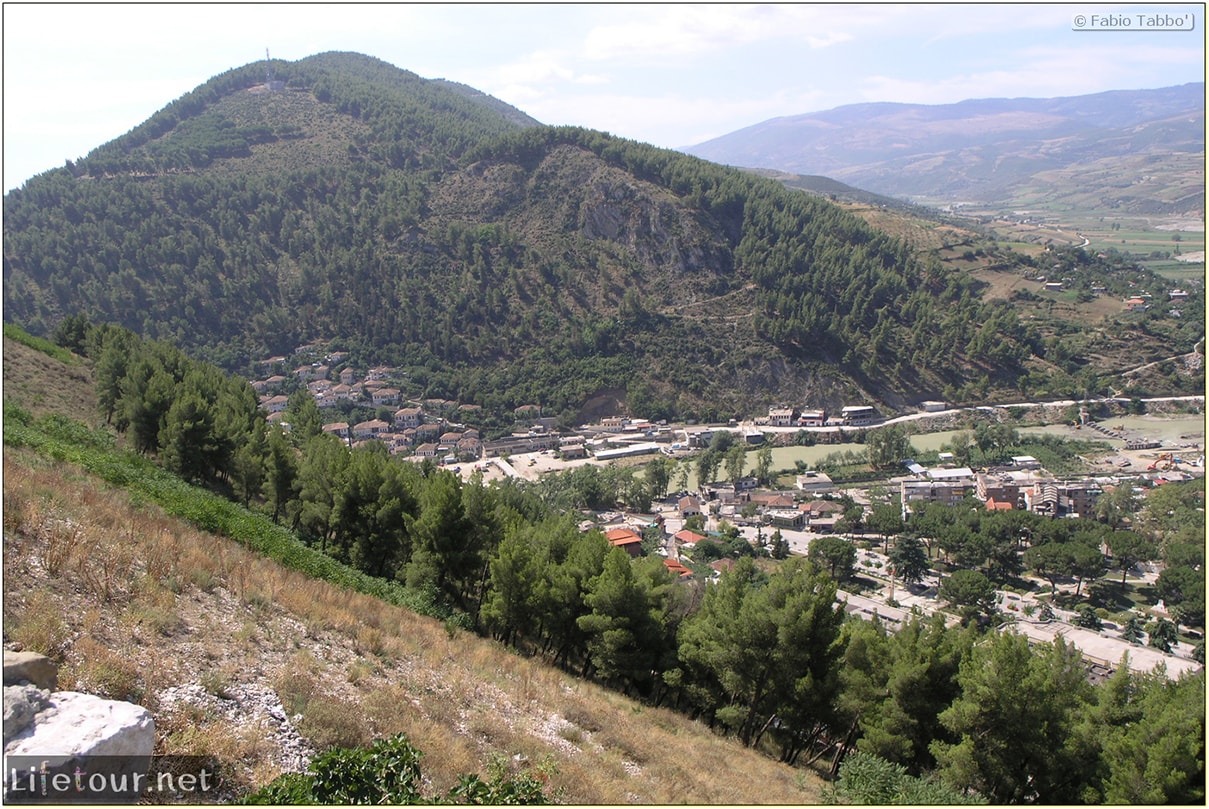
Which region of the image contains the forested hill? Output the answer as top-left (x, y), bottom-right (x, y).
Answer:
top-left (0, 51), bottom-right (1162, 420)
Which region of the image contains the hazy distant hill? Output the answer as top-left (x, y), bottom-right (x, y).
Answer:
top-left (3, 54), bottom-right (1201, 420)
top-left (685, 84), bottom-right (1205, 213)
top-left (740, 169), bottom-right (934, 213)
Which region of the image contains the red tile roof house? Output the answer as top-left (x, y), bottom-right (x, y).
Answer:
top-left (394, 407), bottom-right (423, 429)
top-left (678, 496), bottom-right (703, 519)
top-left (353, 419), bottom-right (391, 438)
top-left (749, 492), bottom-right (796, 509)
top-left (456, 436), bottom-right (483, 461)
top-left (709, 558), bottom-right (737, 579)
top-left (663, 558), bottom-right (693, 579)
top-left (800, 500), bottom-right (846, 515)
top-left (372, 387), bottom-right (401, 406)
top-left (605, 527), bottom-right (644, 558)
top-left (322, 422), bottom-right (350, 440)
top-left (261, 394), bottom-right (290, 414)
top-left (674, 529), bottom-right (707, 546)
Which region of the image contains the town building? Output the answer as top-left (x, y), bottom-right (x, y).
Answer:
top-left (678, 496), bottom-right (703, 520)
top-left (605, 527), bottom-right (644, 558)
top-left (768, 407), bottom-right (795, 427)
top-left (322, 422), bottom-right (350, 441)
top-left (900, 480), bottom-right (973, 518)
top-left (795, 471), bottom-right (834, 494)
top-left (841, 405), bottom-right (878, 426)
top-left (261, 394), bottom-right (290, 414)
top-left (1025, 480), bottom-right (1102, 519)
top-left (797, 409), bottom-right (826, 427)
top-left (976, 473), bottom-right (1023, 509)
top-left (353, 419), bottom-right (391, 439)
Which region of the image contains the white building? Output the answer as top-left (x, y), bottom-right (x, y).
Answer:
top-left (795, 471), bottom-right (834, 494)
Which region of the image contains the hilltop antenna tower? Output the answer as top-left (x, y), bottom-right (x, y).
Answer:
top-left (263, 48), bottom-right (284, 91)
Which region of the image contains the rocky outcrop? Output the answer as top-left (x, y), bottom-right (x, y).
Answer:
top-left (3, 651), bottom-right (58, 691)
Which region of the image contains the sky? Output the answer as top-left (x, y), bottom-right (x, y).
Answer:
top-left (3, 2), bottom-right (1204, 191)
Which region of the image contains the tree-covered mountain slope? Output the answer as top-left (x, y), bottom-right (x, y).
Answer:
top-left (3, 53), bottom-right (1200, 421)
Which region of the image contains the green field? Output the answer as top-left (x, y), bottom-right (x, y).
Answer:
top-left (1138, 259), bottom-right (1206, 283)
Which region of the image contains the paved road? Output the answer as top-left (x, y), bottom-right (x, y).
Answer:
top-left (836, 545), bottom-right (1201, 679)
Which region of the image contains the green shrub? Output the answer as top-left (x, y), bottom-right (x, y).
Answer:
top-left (239, 772), bottom-right (314, 805)
top-left (830, 751), bottom-right (985, 804)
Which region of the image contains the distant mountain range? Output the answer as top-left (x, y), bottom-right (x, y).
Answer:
top-left (685, 84), bottom-right (1205, 213)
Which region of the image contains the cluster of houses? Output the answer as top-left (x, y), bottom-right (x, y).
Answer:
top-left (252, 354), bottom-right (405, 413)
top-left (756, 404), bottom-right (888, 428)
top-left (898, 456), bottom-right (1105, 520)
top-left (1035, 262), bottom-right (1194, 315)
top-left (251, 353), bottom-right (945, 471)
top-left (1123, 288), bottom-right (1191, 315)
top-left (252, 348), bottom-right (497, 464)
top-left (755, 402), bottom-right (950, 429)
top-left (320, 415), bottom-right (485, 462)
top-left (586, 454), bottom-right (1120, 581)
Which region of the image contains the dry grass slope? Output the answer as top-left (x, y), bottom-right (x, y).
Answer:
top-left (2, 447), bottom-right (825, 803)
top-left (2, 336), bottom-right (97, 421)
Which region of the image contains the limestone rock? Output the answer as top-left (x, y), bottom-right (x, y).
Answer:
top-left (2, 684), bottom-right (50, 741)
top-left (3, 651), bottom-right (58, 691)
top-left (4, 690), bottom-right (155, 758)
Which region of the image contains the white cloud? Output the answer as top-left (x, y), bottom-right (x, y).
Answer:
top-left (807, 31), bottom-right (854, 49)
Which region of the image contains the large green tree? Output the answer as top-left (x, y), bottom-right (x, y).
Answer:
top-left (677, 557), bottom-right (845, 748)
top-left (480, 518), bottom-right (553, 646)
top-left (644, 455), bottom-right (674, 501)
top-left (938, 569), bottom-right (996, 626)
top-left (866, 502), bottom-right (904, 554)
top-left (405, 469), bottom-right (474, 608)
top-left (576, 548), bottom-right (676, 694)
top-left (931, 634), bottom-right (1097, 803)
top-left (1106, 530), bottom-right (1158, 590)
top-left (807, 536), bottom-right (857, 582)
top-left (838, 614), bottom-right (974, 775)
top-left (888, 535), bottom-right (929, 586)
top-left (866, 425), bottom-right (912, 470)
top-left (1097, 670), bottom-right (1205, 804)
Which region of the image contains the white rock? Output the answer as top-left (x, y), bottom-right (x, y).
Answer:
top-left (4, 691), bottom-right (155, 758)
